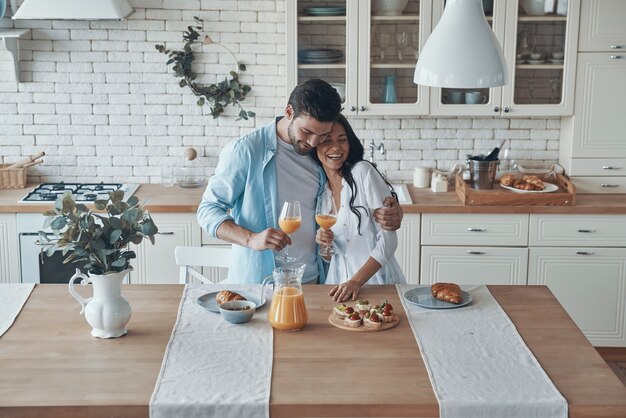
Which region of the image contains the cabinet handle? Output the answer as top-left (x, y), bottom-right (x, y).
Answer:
top-left (610, 55), bottom-right (624, 59)
top-left (359, 106), bottom-right (366, 111)
top-left (466, 250), bottom-right (485, 255)
top-left (575, 251), bottom-right (594, 255)
top-left (494, 106), bottom-right (500, 112)
top-left (577, 229), bottom-right (595, 233)
top-left (601, 184), bottom-right (619, 188)
top-left (503, 106), bottom-right (510, 113)
top-left (157, 231), bottom-right (175, 235)
top-left (467, 228), bottom-right (485, 232)
top-left (602, 166), bottom-right (621, 170)
top-left (610, 45), bottom-right (624, 49)
top-left (350, 106), bottom-right (356, 112)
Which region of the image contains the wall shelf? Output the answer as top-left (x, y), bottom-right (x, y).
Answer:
top-left (0, 29), bottom-right (31, 82)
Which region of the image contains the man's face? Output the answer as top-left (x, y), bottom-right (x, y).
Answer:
top-left (286, 111), bottom-right (334, 155)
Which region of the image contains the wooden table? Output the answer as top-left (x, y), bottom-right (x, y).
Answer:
top-left (1, 285), bottom-right (625, 417)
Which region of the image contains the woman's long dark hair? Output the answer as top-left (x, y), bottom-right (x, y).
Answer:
top-left (311, 114), bottom-right (397, 234)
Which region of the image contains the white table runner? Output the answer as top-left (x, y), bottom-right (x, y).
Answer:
top-left (150, 284), bottom-right (272, 418)
top-left (397, 285), bottom-right (567, 418)
top-left (0, 284), bottom-right (35, 338)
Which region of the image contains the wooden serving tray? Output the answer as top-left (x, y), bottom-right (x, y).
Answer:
top-left (328, 314), bottom-right (400, 332)
top-left (455, 173), bottom-right (576, 206)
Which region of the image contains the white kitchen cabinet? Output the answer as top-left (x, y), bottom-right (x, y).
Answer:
top-left (430, 0), bottom-right (580, 117)
top-left (0, 214), bottom-right (19, 283)
top-left (528, 247), bottom-right (626, 347)
top-left (529, 214), bottom-right (626, 347)
top-left (559, 1), bottom-right (626, 193)
top-left (559, 51), bottom-right (626, 192)
top-left (420, 214), bottom-right (529, 285)
top-left (129, 213), bottom-right (201, 284)
top-left (286, 0), bottom-right (431, 116)
top-left (200, 229), bottom-right (231, 283)
top-left (395, 213), bottom-right (420, 284)
top-left (578, 0), bottom-right (626, 52)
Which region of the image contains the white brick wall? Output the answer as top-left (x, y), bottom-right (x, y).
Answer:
top-left (0, 0), bottom-right (560, 184)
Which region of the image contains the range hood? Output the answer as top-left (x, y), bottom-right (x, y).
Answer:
top-left (11, 0), bottom-right (134, 20)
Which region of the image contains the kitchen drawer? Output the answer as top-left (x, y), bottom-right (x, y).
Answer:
top-left (421, 214), bottom-right (529, 246)
top-left (569, 159), bottom-right (626, 176)
top-left (420, 246), bottom-right (528, 286)
top-left (530, 214), bottom-right (626, 247)
top-left (571, 176), bottom-right (626, 194)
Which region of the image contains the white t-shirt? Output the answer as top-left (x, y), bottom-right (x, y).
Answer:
top-left (275, 137), bottom-right (320, 283)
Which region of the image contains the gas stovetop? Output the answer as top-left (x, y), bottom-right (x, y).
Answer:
top-left (19, 182), bottom-right (139, 204)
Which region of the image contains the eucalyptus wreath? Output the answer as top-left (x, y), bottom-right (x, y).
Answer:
top-left (155, 17), bottom-right (255, 120)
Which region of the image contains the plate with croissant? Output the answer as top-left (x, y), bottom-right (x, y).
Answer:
top-left (404, 283), bottom-right (473, 309)
top-left (197, 290), bottom-right (265, 313)
top-left (499, 174), bottom-right (559, 194)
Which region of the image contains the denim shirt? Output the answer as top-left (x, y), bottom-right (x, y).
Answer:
top-left (197, 118), bottom-right (327, 284)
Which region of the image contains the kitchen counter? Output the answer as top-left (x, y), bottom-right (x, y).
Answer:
top-left (1, 284), bottom-right (625, 417)
top-left (1, 183), bottom-right (626, 214)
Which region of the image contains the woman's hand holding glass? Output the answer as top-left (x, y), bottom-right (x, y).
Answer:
top-left (315, 228), bottom-right (334, 260)
top-left (276, 200), bottom-right (301, 264)
top-left (315, 189), bottom-right (337, 257)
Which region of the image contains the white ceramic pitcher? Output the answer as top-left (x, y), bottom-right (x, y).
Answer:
top-left (68, 268), bottom-right (132, 339)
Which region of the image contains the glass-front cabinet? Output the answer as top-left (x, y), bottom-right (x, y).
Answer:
top-left (286, 0), bottom-right (431, 116)
top-left (430, 0), bottom-right (580, 117)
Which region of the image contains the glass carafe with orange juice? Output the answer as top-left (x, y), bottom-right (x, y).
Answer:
top-left (276, 201), bottom-right (301, 264)
top-left (262, 263), bottom-right (308, 331)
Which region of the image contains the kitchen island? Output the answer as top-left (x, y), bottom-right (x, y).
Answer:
top-left (1, 284), bottom-right (625, 417)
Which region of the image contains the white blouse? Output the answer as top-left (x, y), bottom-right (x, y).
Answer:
top-left (324, 161), bottom-right (406, 285)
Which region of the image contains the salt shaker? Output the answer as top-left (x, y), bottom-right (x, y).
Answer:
top-left (431, 173), bottom-right (448, 193)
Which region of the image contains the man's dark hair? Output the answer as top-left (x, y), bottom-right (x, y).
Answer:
top-left (288, 79), bottom-right (342, 122)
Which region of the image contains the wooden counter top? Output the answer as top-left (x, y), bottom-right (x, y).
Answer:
top-left (1, 183), bottom-right (625, 214)
top-left (1, 285), bottom-right (625, 417)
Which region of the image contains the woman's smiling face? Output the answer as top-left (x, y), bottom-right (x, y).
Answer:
top-left (316, 122), bottom-right (349, 172)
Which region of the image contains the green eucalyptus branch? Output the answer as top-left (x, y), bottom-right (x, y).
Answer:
top-left (155, 16), bottom-right (255, 121)
top-left (40, 191), bottom-right (158, 275)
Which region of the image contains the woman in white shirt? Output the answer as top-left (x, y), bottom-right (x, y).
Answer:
top-left (312, 115), bottom-right (406, 302)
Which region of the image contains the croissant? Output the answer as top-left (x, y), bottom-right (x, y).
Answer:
top-left (431, 282), bottom-right (463, 304)
top-left (499, 174), bottom-right (517, 187)
top-left (216, 290), bottom-right (247, 305)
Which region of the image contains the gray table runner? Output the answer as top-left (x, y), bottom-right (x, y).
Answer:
top-left (397, 284), bottom-right (567, 418)
top-left (150, 284), bottom-right (272, 418)
top-left (0, 284), bottom-right (35, 338)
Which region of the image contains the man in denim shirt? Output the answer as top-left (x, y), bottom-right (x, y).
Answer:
top-left (197, 79), bottom-right (402, 284)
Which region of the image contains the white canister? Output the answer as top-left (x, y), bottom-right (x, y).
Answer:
top-left (431, 173), bottom-right (448, 193)
top-left (413, 167), bottom-right (431, 188)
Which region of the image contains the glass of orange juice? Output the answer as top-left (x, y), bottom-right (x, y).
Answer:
top-left (276, 200), bottom-right (301, 264)
top-left (262, 263), bottom-right (308, 331)
top-left (315, 188), bottom-right (337, 257)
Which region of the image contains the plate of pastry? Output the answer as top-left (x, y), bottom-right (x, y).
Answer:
top-left (197, 290), bottom-right (265, 313)
top-left (498, 174), bottom-right (559, 193)
top-left (404, 284), bottom-right (473, 309)
top-left (501, 182), bottom-right (558, 194)
top-left (328, 299), bottom-right (400, 332)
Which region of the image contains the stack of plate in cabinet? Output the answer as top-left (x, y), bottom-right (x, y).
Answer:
top-left (303, 6), bottom-right (346, 16)
top-left (298, 48), bottom-right (343, 64)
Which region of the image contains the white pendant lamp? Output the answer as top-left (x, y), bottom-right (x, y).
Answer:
top-left (414, 0), bottom-right (508, 88)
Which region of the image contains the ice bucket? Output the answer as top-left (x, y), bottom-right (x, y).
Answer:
top-left (467, 158), bottom-right (499, 189)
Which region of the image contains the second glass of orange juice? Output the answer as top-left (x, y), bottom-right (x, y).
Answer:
top-left (315, 188), bottom-right (337, 257)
